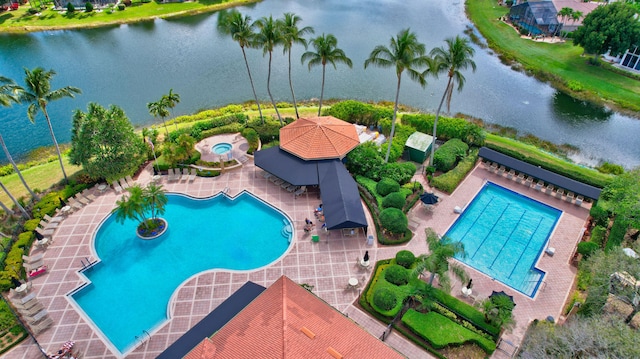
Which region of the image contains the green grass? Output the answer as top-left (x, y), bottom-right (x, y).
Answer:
top-left (466, 0), bottom-right (640, 113)
top-left (0, 0), bottom-right (260, 32)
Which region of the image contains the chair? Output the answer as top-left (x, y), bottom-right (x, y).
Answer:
top-left (22, 253), bottom-right (44, 264)
top-left (272, 178), bottom-right (284, 186)
top-left (286, 185), bottom-right (298, 193)
top-left (516, 173), bottom-right (525, 183)
top-left (280, 181), bottom-right (292, 189)
top-left (43, 214), bottom-right (63, 224)
top-left (188, 168), bottom-right (197, 182)
top-left (35, 227), bottom-right (54, 238)
top-left (181, 168), bottom-right (189, 181)
top-left (262, 172), bottom-right (272, 180)
top-left (489, 162), bottom-right (498, 173)
top-left (566, 192), bottom-right (575, 203)
top-left (39, 219), bottom-right (58, 231)
top-left (294, 186), bottom-right (307, 198)
top-left (167, 168), bottom-right (175, 182)
top-left (506, 169), bottom-right (515, 180)
top-left (68, 197), bottom-right (84, 210)
top-left (113, 181), bottom-right (123, 193)
top-left (31, 317), bottom-right (53, 334)
top-left (119, 178), bottom-right (130, 189)
top-left (534, 180), bottom-right (544, 191)
top-left (525, 176), bottom-right (534, 187)
top-left (74, 193), bottom-right (90, 205)
top-left (497, 165), bottom-right (505, 176)
top-left (545, 184), bottom-right (554, 195)
top-left (82, 189), bottom-right (96, 202)
top-left (24, 259), bottom-right (45, 272)
top-left (575, 195), bottom-right (584, 206)
top-left (125, 175), bottom-right (134, 186)
top-left (555, 188), bottom-right (565, 199)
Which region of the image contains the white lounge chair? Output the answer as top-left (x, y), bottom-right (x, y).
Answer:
top-left (119, 178), bottom-right (130, 189)
top-left (82, 189), bottom-right (96, 202)
top-left (181, 168), bottom-right (189, 181)
top-left (31, 316), bottom-right (53, 334)
top-left (294, 186), bottom-right (307, 197)
top-left (22, 253), bottom-right (44, 264)
top-left (68, 197), bottom-right (84, 210)
top-left (188, 168), bottom-right (197, 182)
top-left (23, 258), bottom-right (45, 272)
top-left (39, 220), bottom-right (58, 231)
top-left (74, 193), bottom-right (90, 205)
top-left (35, 227), bottom-right (54, 237)
top-left (43, 214), bottom-right (63, 224)
top-left (125, 175), bottom-right (135, 186)
top-left (113, 181), bottom-right (123, 193)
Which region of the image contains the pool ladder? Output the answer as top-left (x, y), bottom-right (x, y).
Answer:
top-left (80, 257), bottom-right (96, 271)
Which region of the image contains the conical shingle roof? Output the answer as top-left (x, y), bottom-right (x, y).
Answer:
top-left (279, 116), bottom-right (360, 160)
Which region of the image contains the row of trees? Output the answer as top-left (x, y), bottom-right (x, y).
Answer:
top-left (217, 10), bottom-right (478, 166)
top-left (0, 69), bottom-right (81, 217)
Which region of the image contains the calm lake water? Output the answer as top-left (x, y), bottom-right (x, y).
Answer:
top-left (1, 0), bottom-right (639, 167)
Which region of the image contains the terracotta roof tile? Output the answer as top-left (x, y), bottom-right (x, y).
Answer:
top-left (199, 276), bottom-right (405, 359)
top-left (280, 117), bottom-right (360, 160)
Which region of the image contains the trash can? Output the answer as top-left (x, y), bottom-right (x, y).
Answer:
top-left (367, 235), bottom-right (374, 246)
top-left (312, 235), bottom-right (320, 243)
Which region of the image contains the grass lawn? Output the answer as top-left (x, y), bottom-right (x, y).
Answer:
top-left (0, 0), bottom-right (260, 32)
top-left (466, 0), bottom-right (640, 113)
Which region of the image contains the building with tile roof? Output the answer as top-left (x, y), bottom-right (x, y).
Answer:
top-left (279, 116), bottom-right (361, 160)
top-left (183, 276), bottom-right (405, 359)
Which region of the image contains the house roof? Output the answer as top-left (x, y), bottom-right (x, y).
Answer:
top-left (279, 116), bottom-right (360, 160)
top-left (405, 132), bottom-right (433, 152)
top-left (551, 0), bottom-right (600, 27)
top-left (185, 276), bottom-right (404, 359)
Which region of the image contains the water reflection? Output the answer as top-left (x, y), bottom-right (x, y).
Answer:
top-left (552, 91), bottom-right (613, 123)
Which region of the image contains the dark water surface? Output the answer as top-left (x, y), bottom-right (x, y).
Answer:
top-left (1, 0), bottom-right (639, 167)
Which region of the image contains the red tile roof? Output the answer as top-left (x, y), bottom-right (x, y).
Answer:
top-left (279, 116), bottom-right (360, 160)
top-left (185, 276), bottom-right (405, 359)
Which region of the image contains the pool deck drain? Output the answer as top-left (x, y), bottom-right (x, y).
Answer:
top-left (4, 152), bottom-right (589, 359)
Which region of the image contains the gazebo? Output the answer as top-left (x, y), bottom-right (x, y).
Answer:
top-left (255, 116), bottom-right (367, 230)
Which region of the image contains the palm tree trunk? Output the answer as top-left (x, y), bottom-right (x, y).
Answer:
top-left (384, 74), bottom-right (402, 163)
top-left (162, 117), bottom-right (169, 139)
top-left (429, 78), bottom-right (453, 166)
top-left (0, 199), bottom-right (13, 215)
top-left (428, 272), bottom-right (436, 286)
top-left (242, 46), bottom-right (264, 124)
top-left (43, 108), bottom-right (68, 182)
top-left (266, 51), bottom-right (283, 126)
top-left (288, 51), bottom-right (299, 119)
top-left (0, 134), bottom-right (38, 200)
top-left (318, 65), bottom-right (326, 116)
top-left (0, 180), bottom-right (29, 218)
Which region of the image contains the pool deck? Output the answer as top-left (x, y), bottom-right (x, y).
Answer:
top-left (4, 149), bottom-right (590, 358)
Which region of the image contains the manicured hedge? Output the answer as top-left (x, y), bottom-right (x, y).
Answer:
top-left (606, 216), bottom-right (629, 251)
top-left (402, 113), bottom-right (485, 146)
top-left (396, 250), bottom-right (415, 268)
top-left (373, 287), bottom-right (398, 311)
top-left (377, 178), bottom-right (400, 197)
top-left (590, 225), bottom-right (606, 247)
top-left (431, 150), bottom-right (478, 193)
top-left (378, 119), bottom-right (416, 162)
top-left (379, 162), bottom-right (417, 185)
top-left (429, 287), bottom-right (500, 338)
top-left (384, 264), bottom-right (410, 286)
top-left (323, 100), bottom-right (393, 127)
top-left (402, 310), bottom-right (496, 354)
top-left (577, 241), bottom-right (599, 258)
top-left (382, 192), bottom-right (405, 210)
top-left (241, 127), bottom-right (260, 154)
top-left (380, 208), bottom-right (408, 235)
top-left (433, 138), bottom-right (469, 172)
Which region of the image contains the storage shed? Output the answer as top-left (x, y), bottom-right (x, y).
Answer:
top-left (405, 132), bottom-right (433, 163)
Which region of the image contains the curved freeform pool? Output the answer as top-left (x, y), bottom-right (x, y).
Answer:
top-left (69, 192), bottom-right (292, 355)
top-left (211, 142), bottom-right (232, 155)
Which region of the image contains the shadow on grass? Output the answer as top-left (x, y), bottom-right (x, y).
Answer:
top-left (0, 13), bottom-right (14, 25)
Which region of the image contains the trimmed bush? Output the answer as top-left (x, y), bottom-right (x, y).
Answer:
top-left (324, 100), bottom-right (392, 127)
top-left (385, 264), bottom-right (410, 286)
top-left (433, 138), bottom-right (468, 172)
top-left (396, 250), bottom-right (415, 268)
top-left (431, 150), bottom-right (478, 193)
top-left (589, 204), bottom-right (609, 227)
top-left (66, 2), bottom-right (75, 12)
top-left (373, 288), bottom-right (398, 311)
top-left (85, 2), bottom-right (93, 12)
top-left (590, 225), bottom-right (606, 247)
top-left (241, 127), bottom-right (260, 154)
top-left (606, 217), bottom-right (628, 251)
top-left (382, 192), bottom-right (405, 210)
top-left (379, 162), bottom-right (417, 185)
top-left (379, 208), bottom-right (408, 235)
top-left (346, 142), bottom-right (384, 180)
top-left (577, 241), bottom-right (599, 258)
top-left (376, 178), bottom-right (400, 197)
top-left (402, 113), bottom-right (485, 146)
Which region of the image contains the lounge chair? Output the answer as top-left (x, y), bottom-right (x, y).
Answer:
top-left (566, 192), bottom-right (574, 203)
top-left (119, 178), bottom-right (130, 189)
top-left (35, 226), bottom-right (54, 237)
top-left (39, 219), bottom-right (58, 231)
top-left (575, 195), bottom-right (584, 206)
top-left (280, 181), bottom-right (292, 189)
top-left (273, 178), bottom-right (284, 186)
top-left (188, 168), bottom-right (197, 182)
top-left (24, 259), bottom-right (45, 272)
top-left (555, 188), bottom-right (565, 199)
top-left (31, 316), bottom-right (53, 334)
top-left (26, 309), bottom-right (48, 325)
top-left (262, 172), bottom-right (272, 180)
top-left (28, 265), bottom-right (48, 279)
top-left (294, 186), bottom-right (307, 197)
top-left (68, 197), bottom-right (84, 210)
top-left (74, 193), bottom-right (90, 205)
top-left (22, 302), bottom-right (45, 317)
top-left (22, 253), bottom-right (44, 264)
top-left (286, 185), bottom-right (298, 193)
top-left (113, 181), bottom-right (123, 193)
top-left (181, 168), bottom-right (189, 181)
top-left (167, 168), bottom-right (175, 182)
top-left (82, 189), bottom-right (96, 202)
top-left (125, 175), bottom-right (134, 186)
top-left (43, 214), bottom-right (63, 224)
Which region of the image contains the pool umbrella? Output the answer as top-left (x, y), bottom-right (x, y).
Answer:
top-left (363, 251), bottom-right (369, 262)
top-left (490, 290), bottom-right (515, 307)
top-left (59, 197), bottom-right (67, 207)
top-left (466, 278), bottom-right (473, 289)
top-left (420, 192), bottom-right (439, 205)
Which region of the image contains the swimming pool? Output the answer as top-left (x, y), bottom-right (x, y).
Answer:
top-left (445, 182), bottom-right (561, 297)
top-left (70, 192), bottom-right (292, 355)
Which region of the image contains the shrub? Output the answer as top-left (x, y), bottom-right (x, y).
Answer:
top-left (597, 162), bottom-right (624, 175)
top-left (241, 127), bottom-right (260, 154)
top-left (117, 3), bottom-right (125, 10)
top-left (376, 178), bottom-right (400, 197)
top-left (395, 250), bottom-right (415, 268)
top-left (384, 264), bottom-right (410, 286)
top-left (402, 113), bottom-right (485, 146)
top-left (605, 217), bottom-right (628, 251)
top-left (373, 288), bottom-right (397, 311)
top-left (433, 138), bottom-right (468, 172)
top-left (85, 2), bottom-right (93, 12)
top-left (590, 225), bottom-right (606, 247)
top-left (589, 204), bottom-right (609, 227)
top-left (379, 207), bottom-right (408, 235)
top-left (324, 100), bottom-right (392, 127)
top-left (66, 2), bottom-right (75, 12)
top-left (247, 117), bottom-right (281, 145)
top-left (378, 119), bottom-right (414, 162)
top-left (382, 192), bottom-right (405, 210)
top-left (577, 241), bottom-right (599, 258)
top-left (346, 142), bottom-right (384, 180)
top-left (378, 162), bottom-right (416, 185)
top-left (431, 149), bottom-right (478, 193)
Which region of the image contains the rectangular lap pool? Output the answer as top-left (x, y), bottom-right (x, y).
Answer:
top-left (445, 182), bottom-right (561, 297)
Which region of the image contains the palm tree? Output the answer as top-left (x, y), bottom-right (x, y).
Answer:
top-left (556, 7), bottom-right (573, 38)
top-left (427, 36), bottom-right (476, 166)
top-left (20, 67), bottom-right (81, 183)
top-left (147, 99), bottom-right (170, 139)
top-left (217, 10), bottom-right (264, 123)
top-left (1, 76), bottom-right (38, 200)
top-left (0, 180), bottom-right (28, 218)
top-left (413, 229), bottom-right (467, 293)
top-left (255, 15), bottom-right (284, 126)
top-left (301, 34), bottom-right (353, 116)
top-left (280, 12), bottom-right (314, 119)
top-left (365, 28), bottom-right (429, 163)
top-left (162, 89), bottom-right (180, 130)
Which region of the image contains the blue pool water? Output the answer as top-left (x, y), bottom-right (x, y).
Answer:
top-left (211, 142), bottom-right (232, 155)
top-left (446, 182), bottom-right (561, 297)
top-left (70, 192), bottom-right (291, 354)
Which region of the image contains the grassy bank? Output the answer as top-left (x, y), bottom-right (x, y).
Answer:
top-left (0, 0), bottom-right (260, 33)
top-left (0, 159), bottom-right (81, 205)
top-left (466, 0), bottom-right (640, 114)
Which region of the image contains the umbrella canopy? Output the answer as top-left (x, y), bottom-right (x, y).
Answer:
top-left (363, 251), bottom-right (369, 262)
top-left (420, 192), bottom-right (439, 205)
top-left (279, 116), bottom-right (360, 160)
top-left (490, 290), bottom-right (516, 307)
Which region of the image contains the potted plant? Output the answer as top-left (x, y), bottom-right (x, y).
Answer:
top-left (113, 182), bottom-right (168, 239)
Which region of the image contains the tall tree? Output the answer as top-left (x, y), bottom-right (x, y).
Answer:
top-left (301, 34), bottom-right (353, 116)
top-left (162, 88), bottom-right (180, 130)
top-left (364, 28), bottom-right (429, 163)
top-left (573, 2), bottom-right (640, 58)
top-left (427, 36), bottom-right (476, 166)
top-left (147, 99), bottom-right (170, 139)
top-left (69, 103), bottom-right (146, 183)
top-left (413, 229), bottom-right (467, 293)
top-left (0, 180), bottom-right (28, 218)
top-left (20, 67), bottom-right (81, 183)
top-left (217, 10), bottom-right (264, 123)
top-left (556, 7), bottom-right (573, 38)
top-left (0, 76), bottom-right (38, 200)
top-left (255, 15), bottom-right (284, 126)
top-left (279, 12), bottom-right (314, 119)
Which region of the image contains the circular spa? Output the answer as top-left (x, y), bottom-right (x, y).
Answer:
top-left (70, 192), bottom-right (292, 354)
top-left (211, 142), bottom-right (232, 155)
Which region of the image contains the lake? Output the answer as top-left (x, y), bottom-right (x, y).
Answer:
top-left (0, 0), bottom-right (638, 167)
